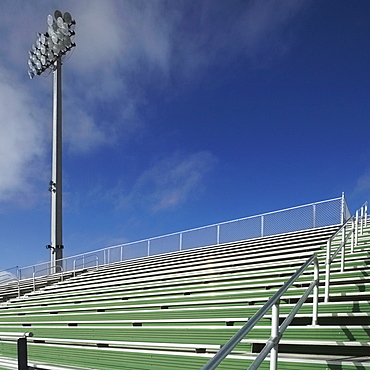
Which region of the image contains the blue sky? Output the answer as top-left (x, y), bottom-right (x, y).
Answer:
top-left (0, 0), bottom-right (369, 270)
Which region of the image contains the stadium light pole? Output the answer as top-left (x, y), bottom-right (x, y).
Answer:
top-left (27, 10), bottom-right (76, 273)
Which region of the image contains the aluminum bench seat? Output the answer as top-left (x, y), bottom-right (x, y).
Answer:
top-left (2, 262), bottom-right (369, 317)
top-left (6, 262), bottom-right (313, 308)
top-left (11, 251), bottom-right (320, 305)
top-left (43, 227), bottom-right (336, 287)
top-left (39, 243), bottom-right (324, 293)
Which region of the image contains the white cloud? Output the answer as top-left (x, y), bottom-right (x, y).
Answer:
top-left (354, 169), bottom-right (370, 196)
top-left (0, 65), bottom-right (47, 204)
top-left (120, 151), bottom-right (217, 212)
top-left (0, 0), bottom-right (310, 204)
top-left (68, 0), bottom-right (311, 94)
top-left (64, 106), bottom-right (110, 154)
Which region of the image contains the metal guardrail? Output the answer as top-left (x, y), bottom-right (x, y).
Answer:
top-left (32, 265), bottom-right (64, 292)
top-left (73, 254), bottom-right (99, 276)
top-left (201, 254), bottom-right (320, 370)
top-left (0, 195), bottom-right (348, 293)
top-left (202, 201), bottom-right (368, 369)
top-left (324, 201), bottom-right (368, 302)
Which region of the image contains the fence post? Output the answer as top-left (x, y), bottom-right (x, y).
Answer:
top-left (217, 224), bottom-right (220, 245)
top-left (179, 233), bottom-right (183, 251)
top-left (341, 192), bottom-right (345, 224)
top-left (312, 204), bottom-right (316, 229)
top-left (16, 267), bottom-right (21, 298)
top-left (261, 215), bottom-right (264, 237)
top-left (147, 240), bottom-right (151, 256)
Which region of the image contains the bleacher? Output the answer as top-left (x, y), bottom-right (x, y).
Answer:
top-left (0, 211), bottom-right (369, 368)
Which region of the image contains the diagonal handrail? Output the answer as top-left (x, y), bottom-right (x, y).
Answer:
top-left (201, 254), bottom-right (320, 370)
top-left (324, 201), bottom-right (368, 302)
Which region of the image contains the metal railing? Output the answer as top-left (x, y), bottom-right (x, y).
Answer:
top-left (32, 265), bottom-right (64, 292)
top-left (73, 254), bottom-right (99, 276)
top-left (0, 267), bottom-right (20, 297)
top-left (201, 254), bottom-right (320, 370)
top-left (202, 201), bottom-right (368, 369)
top-left (324, 201), bottom-right (368, 302)
top-left (0, 195), bottom-right (348, 289)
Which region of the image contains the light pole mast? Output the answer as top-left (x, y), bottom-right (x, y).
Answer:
top-left (50, 59), bottom-right (63, 268)
top-left (27, 10), bottom-right (76, 273)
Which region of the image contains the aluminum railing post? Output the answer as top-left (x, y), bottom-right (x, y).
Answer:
top-left (365, 204), bottom-right (368, 227)
top-left (351, 218), bottom-right (355, 253)
top-left (261, 215), bottom-right (265, 237)
top-left (341, 228), bottom-right (346, 272)
top-left (16, 267), bottom-right (21, 298)
top-left (355, 210), bottom-right (359, 247)
top-left (341, 192), bottom-right (345, 224)
top-left (312, 257), bottom-right (319, 325)
top-left (179, 233), bottom-right (183, 251)
top-left (32, 272), bottom-right (36, 293)
top-left (360, 206), bottom-right (364, 236)
top-left (270, 301), bottom-right (279, 370)
top-left (73, 259), bottom-right (76, 277)
top-left (324, 240), bottom-right (331, 303)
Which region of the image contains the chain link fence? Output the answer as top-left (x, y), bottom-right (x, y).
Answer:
top-left (1, 195), bottom-right (349, 283)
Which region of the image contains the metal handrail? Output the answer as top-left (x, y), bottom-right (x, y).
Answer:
top-left (73, 254), bottom-right (99, 276)
top-left (0, 267), bottom-right (20, 297)
top-left (0, 272), bottom-right (14, 284)
top-left (32, 265), bottom-right (64, 292)
top-left (324, 201), bottom-right (368, 302)
top-left (201, 254), bottom-right (320, 370)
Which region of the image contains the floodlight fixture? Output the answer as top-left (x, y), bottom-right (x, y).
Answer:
top-left (27, 10), bottom-right (76, 273)
top-left (27, 10), bottom-right (76, 78)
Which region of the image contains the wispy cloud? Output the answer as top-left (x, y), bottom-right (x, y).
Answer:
top-left (63, 106), bottom-right (111, 154)
top-left (0, 0), bottom-right (310, 204)
top-left (0, 65), bottom-right (47, 205)
top-left (118, 151), bottom-right (217, 212)
top-left (354, 168), bottom-right (370, 198)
